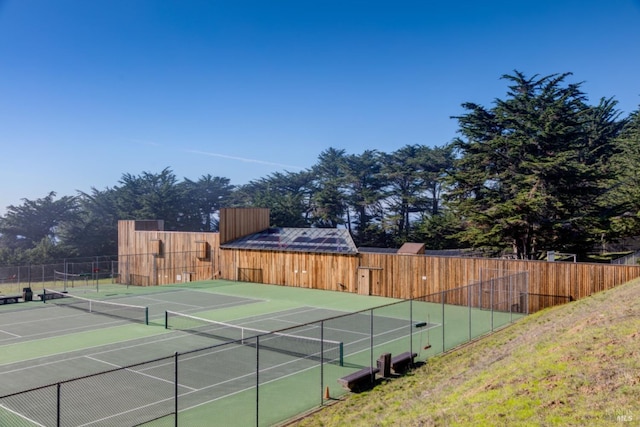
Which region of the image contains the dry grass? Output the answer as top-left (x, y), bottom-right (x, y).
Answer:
top-left (291, 279), bottom-right (640, 426)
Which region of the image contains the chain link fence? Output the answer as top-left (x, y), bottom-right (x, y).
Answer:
top-left (0, 270), bottom-right (556, 426)
top-left (0, 256), bottom-right (118, 295)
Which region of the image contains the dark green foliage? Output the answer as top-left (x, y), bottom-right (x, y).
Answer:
top-left (448, 71), bottom-right (623, 258)
top-left (0, 192), bottom-right (77, 251)
top-left (383, 144), bottom-right (454, 243)
top-left (115, 167), bottom-right (184, 230)
top-left (58, 188), bottom-right (120, 257)
top-left (0, 192), bottom-right (78, 264)
top-left (310, 148), bottom-right (348, 228)
top-left (178, 175), bottom-right (234, 231)
top-left (607, 108), bottom-right (640, 237)
top-left (232, 171), bottom-right (313, 228)
top-left (0, 169), bottom-right (238, 265)
top-left (411, 210), bottom-right (466, 250)
top-left (1, 71), bottom-right (634, 265)
top-left (343, 150), bottom-right (388, 246)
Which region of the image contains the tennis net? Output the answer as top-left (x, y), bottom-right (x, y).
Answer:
top-left (43, 289), bottom-right (149, 325)
top-left (54, 270), bottom-right (84, 281)
top-left (165, 310), bottom-right (343, 366)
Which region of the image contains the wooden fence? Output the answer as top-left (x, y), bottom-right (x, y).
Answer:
top-left (356, 253), bottom-right (640, 301)
top-left (118, 219), bottom-right (640, 311)
top-left (221, 247), bottom-right (640, 300)
top-left (118, 221), bottom-right (220, 286)
top-left (219, 249), bottom-right (359, 292)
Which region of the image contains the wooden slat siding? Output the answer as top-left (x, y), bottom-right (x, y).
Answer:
top-left (158, 231), bottom-right (220, 284)
top-left (119, 220), bottom-right (640, 310)
top-left (219, 208), bottom-right (270, 244)
top-left (219, 248), bottom-right (359, 292)
top-left (357, 253), bottom-right (640, 304)
top-left (118, 221), bottom-right (220, 286)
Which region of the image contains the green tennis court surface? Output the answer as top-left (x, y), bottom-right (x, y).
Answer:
top-left (0, 280), bottom-right (525, 426)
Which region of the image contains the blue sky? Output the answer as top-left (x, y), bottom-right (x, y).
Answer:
top-left (1, 0), bottom-right (639, 213)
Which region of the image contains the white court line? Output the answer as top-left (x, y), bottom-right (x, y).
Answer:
top-left (0, 403), bottom-right (46, 426)
top-left (84, 356), bottom-right (197, 391)
top-left (257, 317), bottom-right (442, 354)
top-left (134, 289), bottom-right (260, 307)
top-left (0, 298), bottom-right (253, 344)
top-left (227, 305), bottom-right (319, 326)
top-left (0, 306), bottom-right (108, 328)
top-left (2, 312), bottom-right (312, 375)
top-left (0, 294), bottom-right (252, 344)
top-left (272, 309), bottom-right (442, 334)
top-left (159, 303), bottom-right (310, 328)
top-left (174, 338), bottom-right (350, 416)
top-left (1, 310), bottom-right (298, 374)
top-left (164, 298), bottom-right (264, 313)
top-left (3, 309), bottom-right (427, 426)
top-left (80, 338), bottom-right (327, 426)
top-left (4, 323), bottom-right (341, 427)
top-left (0, 318), bottom-right (127, 344)
top-left (0, 332), bottom-right (189, 375)
top-left (4, 308), bottom-right (418, 426)
top-left (0, 328), bottom-right (21, 338)
top-left (132, 294), bottom-right (203, 309)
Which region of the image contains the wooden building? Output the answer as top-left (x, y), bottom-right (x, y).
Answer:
top-left (118, 208), bottom-right (640, 311)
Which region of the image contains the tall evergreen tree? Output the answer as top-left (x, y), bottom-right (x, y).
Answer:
top-left (343, 150), bottom-right (387, 246)
top-left (310, 148), bottom-right (348, 228)
top-left (607, 107), bottom-right (640, 238)
top-left (179, 175), bottom-right (234, 231)
top-left (383, 144), bottom-right (455, 242)
top-left (383, 145), bottom-right (427, 240)
top-left (114, 168), bottom-right (183, 229)
top-left (0, 192), bottom-right (78, 251)
top-left (448, 71), bottom-right (621, 258)
top-left (232, 171), bottom-right (313, 227)
top-left (58, 188), bottom-right (120, 257)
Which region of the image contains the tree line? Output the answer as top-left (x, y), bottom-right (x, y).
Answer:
top-left (1, 71), bottom-right (639, 266)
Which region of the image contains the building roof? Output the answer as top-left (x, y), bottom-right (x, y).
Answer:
top-left (398, 242), bottom-right (426, 255)
top-left (358, 247), bottom-right (398, 254)
top-left (220, 227), bottom-right (358, 254)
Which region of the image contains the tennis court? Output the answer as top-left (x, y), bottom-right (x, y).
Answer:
top-left (0, 279), bottom-right (526, 426)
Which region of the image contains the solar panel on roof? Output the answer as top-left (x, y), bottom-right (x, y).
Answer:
top-left (221, 227), bottom-right (357, 254)
top-left (257, 235), bottom-right (280, 241)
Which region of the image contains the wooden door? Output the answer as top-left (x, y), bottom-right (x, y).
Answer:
top-left (358, 268), bottom-right (371, 295)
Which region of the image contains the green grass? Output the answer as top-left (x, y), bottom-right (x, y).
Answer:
top-left (0, 277), bottom-right (113, 296)
top-left (292, 279), bottom-right (640, 426)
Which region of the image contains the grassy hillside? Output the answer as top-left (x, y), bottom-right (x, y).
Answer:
top-left (292, 279), bottom-right (640, 426)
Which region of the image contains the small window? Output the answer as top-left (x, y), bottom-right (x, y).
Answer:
top-left (151, 239), bottom-right (162, 256)
top-left (196, 241), bottom-right (209, 260)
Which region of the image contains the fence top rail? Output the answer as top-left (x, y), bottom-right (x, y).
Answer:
top-left (0, 255), bottom-right (119, 270)
top-left (611, 251), bottom-right (640, 265)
